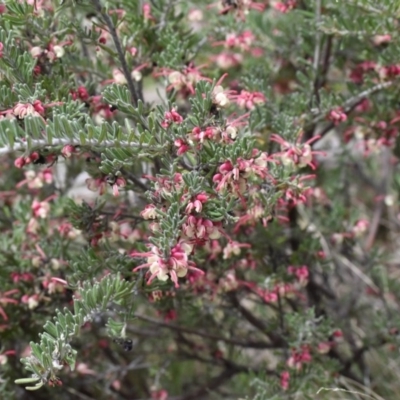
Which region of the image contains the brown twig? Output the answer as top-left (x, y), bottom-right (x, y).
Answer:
top-left (91, 0), bottom-right (140, 106)
top-left (364, 147), bottom-right (392, 250)
top-left (134, 313), bottom-right (274, 349)
top-left (228, 292), bottom-right (287, 347)
top-left (308, 80), bottom-right (395, 144)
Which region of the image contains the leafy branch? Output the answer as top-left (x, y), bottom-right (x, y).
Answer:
top-left (15, 273), bottom-right (135, 390)
top-left (91, 0), bottom-right (140, 106)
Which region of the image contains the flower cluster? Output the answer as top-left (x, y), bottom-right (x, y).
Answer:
top-left (131, 242), bottom-right (204, 287)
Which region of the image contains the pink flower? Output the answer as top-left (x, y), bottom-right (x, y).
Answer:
top-left (52, 45), bottom-right (65, 58)
top-left (131, 63), bottom-right (148, 82)
top-left (131, 242), bottom-right (203, 287)
top-left (328, 107), bottom-right (347, 125)
top-left (33, 100), bottom-right (45, 115)
top-left (163, 309), bottom-right (177, 322)
top-left (182, 216), bottom-right (221, 242)
top-left (0, 349), bottom-right (16, 366)
top-left (77, 86), bottom-right (89, 101)
top-left (215, 30), bottom-right (254, 51)
top-left (86, 177), bottom-right (107, 195)
top-left (190, 126), bottom-right (216, 143)
top-left (112, 69), bottom-right (127, 85)
top-left (161, 108), bottom-right (184, 128)
top-left (332, 329), bottom-right (343, 341)
top-left (143, 3), bottom-right (155, 21)
top-left (280, 371), bottom-right (290, 390)
top-left (21, 294), bottom-right (39, 310)
top-left (148, 173), bottom-right (184, 197)
top-left (188, 8), bottom-right (203, 22)
top-left (42, 276), bottom-right (66, 294)
top-left (185, 193), bottom-right (209, 214)
top-left (0, 290), bottom-right (19, 321)
top-left (213, 52), bottom-right (243, 69)
top-left (270, 133), bottom-right (323, 169)
top-left (112, 177), bottom-right (126, 197)
top-left (218, 270), bottom-right (239, 291)
top-left (10, 272), bottom-right (34, 283)
top-left (352, 219), bottom-right (369, 237)
top-left (16, 169), bottom-right (52, 189)
top-left (379, 64), bottom-right (400, 79)
top-left (263, 291), bottom-right (278, 302)
top-left (13, 103), bottom-right (40, 119)
top-left (287, 265), bottom-right (309, 286)
top-left (349, 61), bottom-right (376, 84)
top-left (222, 241), bottom-right (251, 259)
top-left (174, 138), bottom-right (190, 155)
top-left (14, 156), bottom-right (26, 169)
top-left (213, 161), bottom-right (246, 194)
top-left (234, 90), bottom-right (266, 110)
top-left (129, 47), bottom-right (138, 57)
top-left (212, 85), bottom-right (233, 108)
top-left (151, 389), bottom-right (168, 400)
top-left (76, 363), bottom-right (96, 375)
top-left (25, 151), bottom-right (40, 165)
top-left (225, 33), bottom-right (238, 48)
top-left (153, 63), bottom-right (211, 97)
top-left (30, 46), bottom-right (43, 58)
top-left (372, 34), bottom-right (391, 46)
top-left (317, 250), bottom-right (326, 259)
top-left (213, 153), bottom-right (270, 194)
top-left (274, 0), bottom-right (296, 13)
top-left (317, 341), bottom-right (333, 354)
top-left (31, 199), bottom-right (51, 218)
top-left (61, 144), bottom-right (76, 158)
top-left (234, 202), bottom-right (270, 231)
top-left (287, 346), bottom-right (312, 370)
top-left (141, 204), bottom-right (158, 220)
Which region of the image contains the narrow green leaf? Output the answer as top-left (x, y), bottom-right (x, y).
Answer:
top-left (54, 115), bottom-right (64, 138)
top-left (15, 378), bottom-right (41, 385)
top-left (98, 124), bottom-right (107, 144)
top-left (6, 128), bottom-right (14, 149)
top-left (87, 124), bottom-right (95, 141)
top-left (127, 129), bottom-right (136, 143)
top-left (79, 130), bottom-right (87, 145)
top-left (25, 382), bottom-right (44, 391)
top-left (61, 116), bottom-right (75, 139)
top-left (47, 125), bottom-right (53, 145)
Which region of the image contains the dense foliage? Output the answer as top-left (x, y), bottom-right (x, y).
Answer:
top-left (1, 0), bottom-right (400, 399)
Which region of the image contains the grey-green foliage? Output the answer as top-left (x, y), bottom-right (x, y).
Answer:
top-left (15, 273), bottom-right (135, 390)
top-left (0, 27), bottom-right (36, 86)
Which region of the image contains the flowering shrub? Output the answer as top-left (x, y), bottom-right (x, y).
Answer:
top-left (1, 0), bottom-right (400, 399)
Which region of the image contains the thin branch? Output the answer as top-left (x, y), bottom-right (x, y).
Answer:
top-left (348, 160), bottom-right (380, 191)
top-left (172, 335), bottom-right (278, 400)
top-left (364, 147), bottom-right (392, 250)
top-left (228, 292), bottom-right (287, 347)
top-left (0, 137), bottom-right (161, 155)
top-left (91, 0), bottom-right (140, 105)
top-left (171, 367), bottom-right (238, 400)
top-left (134, 313), bottom-right (274, 349)
top-left (308, 80), bottom-right (395, 143)
top-left (67, 387), bottom-right (97, 400)
top-left (334, 80), bottom-right (393, 118)
top-left (312, 0), bottom-right (322, 73)
top-left (318, 35), bottom-right (333, 89)
top-left (311, 34), bottom-right (334, 114)
top-left (156, 0), bottom-right (175, 30)
top-left (121, 169), bottom-right (151, 192)
top-left (98, 211), bottom-right (144, 221)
